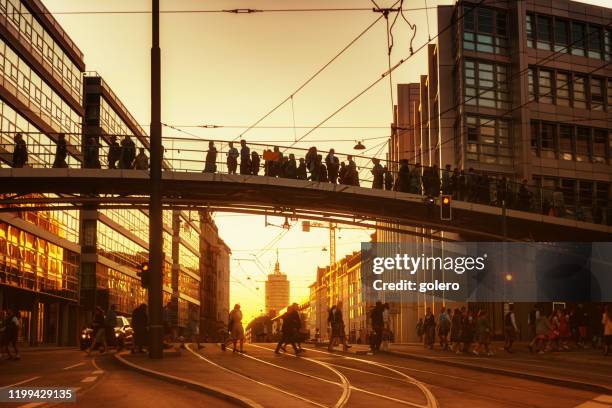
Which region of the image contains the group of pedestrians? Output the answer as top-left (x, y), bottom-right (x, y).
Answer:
top-left (0, 308), bottom-right (21, 360)
top-left (527, 304), bottom-right (612, 355)
top-left (416, 306), bottom-right (496, 356)
top-left (10, 133), bottom-right (149, 170)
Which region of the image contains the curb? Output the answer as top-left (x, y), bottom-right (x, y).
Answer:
top-left (114, 352), bottom-right (263, 408)
top-left (385, 350), bottom-right (612, 395)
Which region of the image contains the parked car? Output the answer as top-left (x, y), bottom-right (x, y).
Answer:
top-left (80, 315), bottom-right (133, 350)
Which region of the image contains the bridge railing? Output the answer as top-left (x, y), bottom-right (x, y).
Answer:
top-left (0, 135), bottom-right (610, 226)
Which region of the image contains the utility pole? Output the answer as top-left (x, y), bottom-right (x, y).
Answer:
top-left (148, 0), bottom-right (163, 359)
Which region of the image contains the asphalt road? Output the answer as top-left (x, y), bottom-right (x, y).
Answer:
top-left (0, 349), bottom-right (235, 408)
top-left (189, 343), bottom-right (608, 408)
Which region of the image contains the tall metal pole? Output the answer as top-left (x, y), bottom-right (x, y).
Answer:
top-left (148, 0), bottom-right (163, 359)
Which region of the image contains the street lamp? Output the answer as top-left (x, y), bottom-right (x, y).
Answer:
top-left (353, 141), bottom-right (366, 150)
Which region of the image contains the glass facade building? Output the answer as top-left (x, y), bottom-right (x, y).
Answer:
top-left (0, 0), bottom-right (85, 345)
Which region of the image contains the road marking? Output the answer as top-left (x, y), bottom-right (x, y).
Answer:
top-left (0, 377), bottom-right (40, 389)
top-left (574, 395), bottom-right (612, 408)
top-left (18, 403), bottom-right (44, 408)
top-left (302, 346), bottom-right (438, 408)
top-left (81, 376), bottom-right (98, 383)
top-left (244, 344), bottom-right (351, 408)
top-left (92, 370), bottom-right (104, 375)
top-left (185, 344), bottom-right (326, 407)
top-left (90, 357), bottom-right (104, 373)
top-left (248, 344), bottom-right (425, 408)
top-left (63, 362), bottom-right (85, 370)
top-left (574, 402), bottom-right (610, 408)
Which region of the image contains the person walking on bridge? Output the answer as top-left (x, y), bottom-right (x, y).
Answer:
top-left (384, 166), bottom-right (393, 190)
top-left (325, 149), bottom-right (339, 184)
top-left (296, 158), bottom-right (307, 180)
top-left (395, 160), bottom-right (410, 192)
top-left (107, 135), bottom-right (121, 169)
top-left (226, 142), bottom-right (239, 174)
top-left (134, 148), bottom-right (149, 170)
top-left (119, 135), bottom-right (135, 169)
top-left (371, 158), bottom-right (384, 189)
top-left (84, 137), bottom-right (101, 169)
top-left (52, 133), bottom-right (68, 168)
top-left (204, 140), bottom-right (217, 173)
top-left (12, 133), bottom-right (28, 168)
top-left (250, 151), bottom-right (260, 175)
top-left (239, 140), bottom-right (250, 175)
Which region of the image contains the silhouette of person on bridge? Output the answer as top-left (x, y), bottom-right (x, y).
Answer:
top-left (284, 154), bottom-right (297, 179)
top-left (394, 159), bottom-right (410, 192)
top-left (134, 148), bottom-right (149, 170)
top-left (384, 166), bottom-right (393, 190)
top-left (52, 133), bottom-right (68, 168)
top-left (371, 158), bottom-right (384, 189)
top-left (204, 141), bottom-right (217, 173)
top-left (119, 135), bottom-right (135, 169)
top-left (107, 135), bottom-right (121, 169)
top-left (325, 149), bottom-right (339, 184)
top-left (250, 151), bottom-right (260, 175)
top-left (296, 158), bottom-right (307, 180)
top-left (227, 142), bottom-right (239, 174)
top-left (84, 137), bottom-right (101, 169)
top-left (12, 133), bottom-right (28, 168)
top-left (239, 140), bottom-right (250, 175)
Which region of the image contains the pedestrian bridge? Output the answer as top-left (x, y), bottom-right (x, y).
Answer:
top-left (0, 168), bottom-right (610, 241)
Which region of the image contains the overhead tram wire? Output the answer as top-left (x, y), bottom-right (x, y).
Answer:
top-left (285, 0), bottom-right (487, 151)
top-left (233, 0), bottom-right (402, 142)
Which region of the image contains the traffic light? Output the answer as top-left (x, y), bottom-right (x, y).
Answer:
top-left (137, 261), bottom-right (150, 288)
top-left (440, 195), bottom-right (452, 221)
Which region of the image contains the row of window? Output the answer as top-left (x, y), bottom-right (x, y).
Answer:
top-left (0, 222), bottom-right (79, 300)
top-left (0, 100), bottom-right (78, 168)
top-left (0, 38), bottom-right (82, 140)
top-left (530, 121), bottom-right (610, 164)
top-left (528, 67), bottom-right (612, 111)
top-left (526, 13), bottom-right (612, 61)
top-left (462, 5), bottom-right (508, 55)
top-left (97, 221), bottom-right (148, 269)
top-left (0, 0), bottom-right (83, 100)
top-left (465, 115), bottom-right (512, 165)
top-left (101, 208), bottom-right (149, 241)
top-left (464, 59), bottom-right (510, 109)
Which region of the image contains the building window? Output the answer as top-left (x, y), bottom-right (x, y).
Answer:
top-left (556, 72), bottom-right (570, 106)
top-left (559, 125), bottom-right (573, 161)
top-left (573, 75), bottom-right (587, 108)
top-left (536, 15), bottom-right (553, 50)
top-left (526, 14), bottom-right (535, 48)
top-left (605, 30), bottom-right (611, 62)
top-left (528, 68), bottom-right (536, 100)
top-left (590, 78), bottom-right (604, 111)
top-left (464, 60), bottom-right (509, 109)
top-left (576, 127), bottom-right (590, 162)
top-left (538, 69), bottom-right (553, 104)
top-left (465, 115), bottom-right (511, 165)
top-left (592, 129), bottom-right (607, 164)
top-left (588, 25), bottom-right (603, 59)
top-left (554, 19), bottom-right (570, 52)
top-left (463, 5), bottom-right (508, 55)
top-left (571, 22), bottom-right (586, 56)
top-left (541, 122), bottom-right (557, 159)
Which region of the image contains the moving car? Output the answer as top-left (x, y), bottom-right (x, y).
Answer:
top-left (80, 315), bottom-right (133, 350)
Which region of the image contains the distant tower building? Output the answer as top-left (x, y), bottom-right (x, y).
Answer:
top-left (265, 252), bottom-right (290, 316)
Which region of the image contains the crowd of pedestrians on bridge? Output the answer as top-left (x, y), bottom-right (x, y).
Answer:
top-left (411, 303), bottom-right (612, 357)
top-left (9, 134), bottom-right (608, 222)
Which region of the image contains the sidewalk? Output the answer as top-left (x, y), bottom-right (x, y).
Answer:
top-left (114, 345), bottom-right (323, 408)
top-left (323, 341), bottom-right (612, 394)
